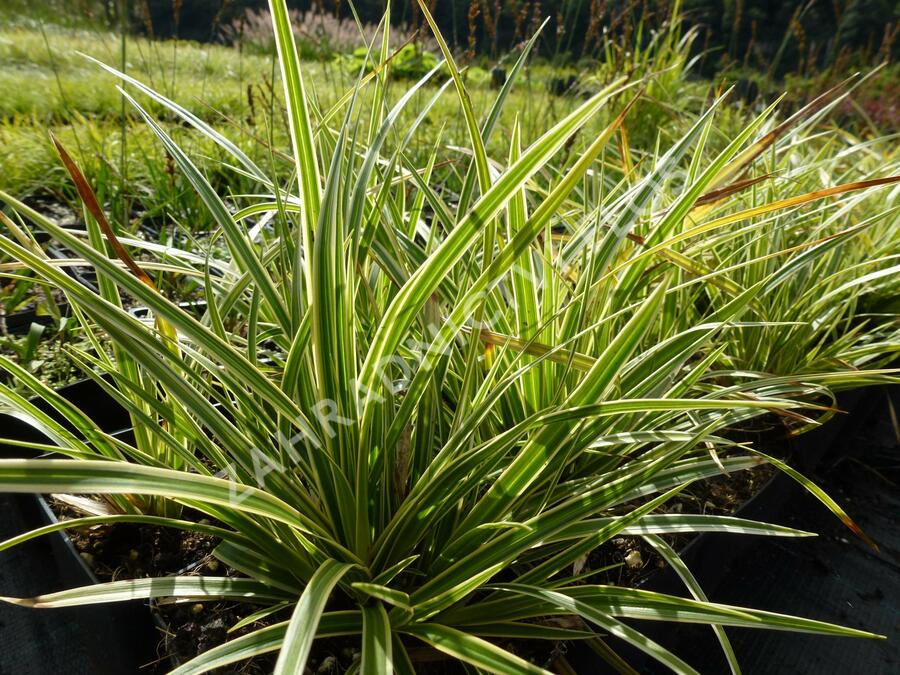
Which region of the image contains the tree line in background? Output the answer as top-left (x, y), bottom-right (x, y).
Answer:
top-left (40, 1), bottom-right (900, 76)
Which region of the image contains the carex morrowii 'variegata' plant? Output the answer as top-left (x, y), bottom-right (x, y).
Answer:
top-left (0, 2), bottom-right (898, 672)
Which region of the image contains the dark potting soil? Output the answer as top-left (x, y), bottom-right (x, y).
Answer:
top-left (54, 504), bottom-right (462, 673)
top-left (51, 504), bottom-right (282, 674)
top-left (583, 461), bottom-right (777, 590)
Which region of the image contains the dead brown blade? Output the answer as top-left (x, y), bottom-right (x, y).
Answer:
top-left (50, 132), bottom-right (158, 292)
top-left (695, 172), bottom-right (774, 207)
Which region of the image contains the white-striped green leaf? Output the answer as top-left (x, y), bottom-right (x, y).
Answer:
top-left (274, 559), bottom-right (354, 675)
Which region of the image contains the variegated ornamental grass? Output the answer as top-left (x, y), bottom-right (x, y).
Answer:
top-left (0, 1), bottom-right (898, 672)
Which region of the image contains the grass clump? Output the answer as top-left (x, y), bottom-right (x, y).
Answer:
top-left (0, 2), bottom-right (897, 673)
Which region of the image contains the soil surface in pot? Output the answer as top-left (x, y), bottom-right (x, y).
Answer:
top-left (50, 503), bottom-right (281, 674)
top-left (585, 460), bottom-right (776, 589)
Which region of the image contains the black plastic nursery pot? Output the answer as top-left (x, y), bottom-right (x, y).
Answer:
top-left (642, 388), bottom-right (866, 600)
top-left (566, 385), bottom-right (882, 674)
top-left (1, 494), bottom-right (164, 674)
top-left (2, 304), bottom-right (70, 335)
top-left (46, 243), bottom-right (98, 292)
top-left (0, 377), bottom-right (162, 674)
